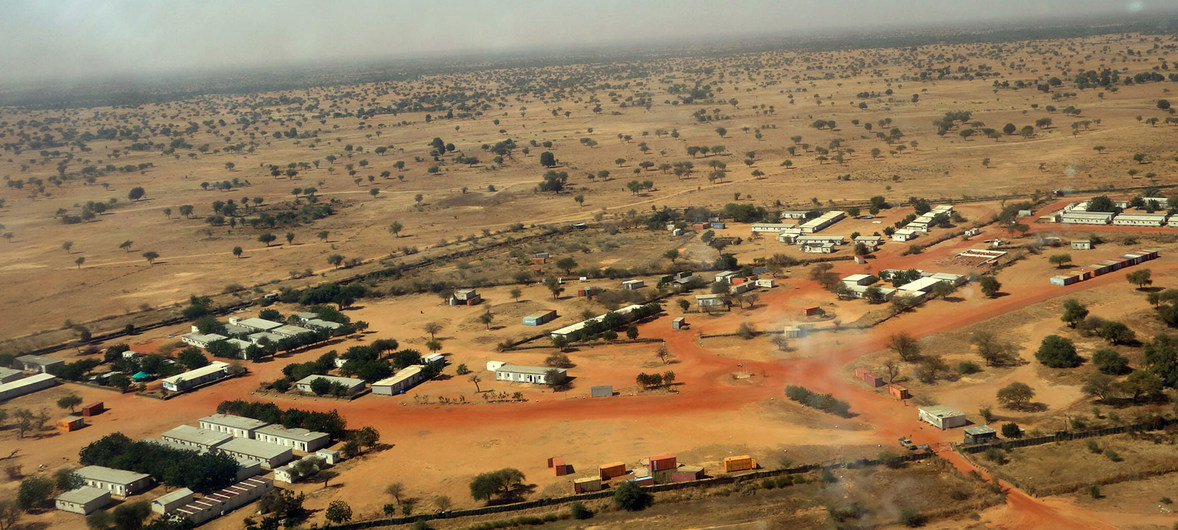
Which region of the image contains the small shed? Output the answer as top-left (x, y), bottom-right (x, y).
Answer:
top-left (783, 325), bottom-right (805, 338)
top-left (55, 487), bottom-right (111, 515)
top-left (1071, 240), bottom-right (1092, 250)
top-left (671, 317), bottom-right (686, 330)
top-left (81, 402), bottom-right (105, 417)
top-left (918, 405), bottom-right (968, 430)
top-left (316, 449), bottom-right (342, 465)
top-left (56, 416), bottom-right (85, 433)
top-left (590, 386), bottom-right (614, 398)
top-left (621, 279), bottom-right (645, 290)
top-left (964, 425), bottom-right (998, 444)
top-left (151, 488), bottom-right (195, 515)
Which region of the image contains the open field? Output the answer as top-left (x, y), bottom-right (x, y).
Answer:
top-left (4, 26), bottom-right (1178, 530)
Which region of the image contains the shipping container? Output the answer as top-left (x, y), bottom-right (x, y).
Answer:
top-left (671, 317), bottom-right (686, 330)
top-left (861, 371), bottom-right (884, 387)
top-left (56, 416), bottom-right (84, 433)
top-left (81, 402), bottom-right (105, 417)
top-left (649, 455), bottom-right (677, 472)
top-left (523, 310), bottom-right (558, 326)
top-left (671, 465), bottom-right (705, 482)
top-left (531, 257), bottom-right (547, 265)
top-left (573, 477), bottom-right (602, 493)
top-left (629, 476), bottom-right (655, 486)
top-left (888, 385), bottom-right (910, 400)
top-left (591, 385), bottom-right (613, 398)
top-left (801, 306), bottom-right (822, 316)
top-left (599, 462), bottom-right (627, 480)
top-left (652, 468), bottom-right (675, 484)
top-left (692, 223), bottom-right (706, 230)
top-left (723, 455), bottom-right (756, 473)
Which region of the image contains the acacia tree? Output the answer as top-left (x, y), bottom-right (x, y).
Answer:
top-left (389, 221), bottom-right (403, 237)
top-left (889, 332), bottom-right (921, 362)
top-left (142, 251), bottom-right (159, 265)
top-left (1061, 299), bottom-right (1089, 328)
top-left (996, 382), bottom-right (1035, 409)
top-left (1126, 269), bottom-right (1152, 289)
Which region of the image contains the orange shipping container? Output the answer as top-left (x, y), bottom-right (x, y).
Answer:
top-left (888, 385), bottom-right (910, 399)
top-left (599, 462), bottom-right (627, 480)
top-left (56, 416), bottom-right (84, 433)
top-left (649, 454), bottom-right (677, 472)
top-left (723, 455), bottom-right (756, 473)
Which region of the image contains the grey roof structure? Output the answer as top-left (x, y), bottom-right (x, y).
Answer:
top-left (77, 466), bottom-right (150, 485)
top-left (56, 487), bottom-right (109, 504)
top-left (254, 425), bottom-right (329, 444)
top-left (200, 414), bottom-right (270, 431)
top-left (218, 438), bottom-right (291, 460)
top-left (161, 425), bottom-right (233, 447)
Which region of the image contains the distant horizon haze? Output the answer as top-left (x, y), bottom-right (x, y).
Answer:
top-left (0, 0), bottom-right (1166, 84)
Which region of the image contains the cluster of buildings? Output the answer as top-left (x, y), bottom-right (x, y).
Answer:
top-left (51, 412), bottom-right (345, 522)
top-left (693, 269), bottom-right (777, 309)
top-left (181, 311), bottom-right (345, 357)
top-left (893, 205), bottom-right (954, 242)
top-left (838, 270), bottom-right (967, 303)
top-left (752, 211), bottom-right (851, 253)
top-left (549, 304), bottom-right (648, 340)
top-left (1050, 199), bottom-right (1174, 227)
top-left (1049, 249), bottom-right (1160, 286)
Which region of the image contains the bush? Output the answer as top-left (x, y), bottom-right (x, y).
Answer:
top-left (569, 501), bottom-right (592, 520)
top-left (1001, 422), bottom-right (1021, 438)
top-left (957, 361), bottom-right (982, 375)
top-left (1092, 349), bottom-right (1130, 375)
top-left (1104, 449), bottom-right (1122, 462)
top-left (899, 507), bottom-right (926, 527)
top-left (1086, 440), bottom-right (1102, 454)
top-left (613, 481), bottom-right (650, 511)
top-left (984, 447), bottom-right (1008, 465)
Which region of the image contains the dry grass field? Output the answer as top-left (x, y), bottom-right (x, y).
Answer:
top-left (3, 27), bottom-right (1178, 529)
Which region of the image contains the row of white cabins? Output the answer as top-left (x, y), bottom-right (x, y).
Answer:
top-left (1050, 199), bottom-right (1176, 227)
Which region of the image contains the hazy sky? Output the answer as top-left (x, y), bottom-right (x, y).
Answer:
top-left (0, 0), bottom-right (1156, 83)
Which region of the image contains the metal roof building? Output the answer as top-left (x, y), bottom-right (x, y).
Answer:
top-left (55, 487), bottom-right (112, 515)
top-left (294, 374), bottom-right (366, 395)
top-left (0, 373), bottom-right (58, 402)
top-left (199, 414), bottom-right (270, 439)
top-left (495, 364), bottom-right (567, 385)
top-left (76, 466), bottom-right (153, 497)
top-left (216, 438), bottom-right (294, 469)
top-left (253, 424), bottom-right (331, 452)
top-left (161, 425), bottom-right (233, 450)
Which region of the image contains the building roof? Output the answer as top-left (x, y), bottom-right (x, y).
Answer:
top-left (898, 277), bottom-right (945, 293)
top-left (159, 362), bottom-right (229, 387)
top-left (304, 318), bottom-right (342, 330)
top-left (153, 488), bottom-right (195, 505)
top-left (56, 486), bottom-right (109, 504)
top-left (0, 373), bottom-right (56, 393)
top-left (374, 365), bottom-right (424, 387)
top-left (497, 364), bottom-right (564, 376)
top-left (16, 354), bottom-right (63, 366)
top-left (200, 413), bottom-right (270, 431)
top-left (842, 274), bottom-right (873, 283)
top-left (217, 438), bottom-right (292, 459)
top-left (255, 424), bottom-right (329, 443)
top-left (294, 312), bottom-right (319, 321)
top-left (295, 374), bottom-right (365, 389)
top-left (237, 318), bottom-right (283, 331)
top-left (162, 425), bottom-right (233, 447)
top-left (918, 405), bottom-right (965, 418)
top-left (182, 332), bottom-right (228, 344)
top-left (550, 304), bottom-right (645, 337)
top-left (77, 465), bottom-right (150, 485)
top-left (273, 325), bottom-right (311, 336)
top-left (964, 425), bottom-right (996, 435)
top-left (0, 366), bottom-right (21, 379)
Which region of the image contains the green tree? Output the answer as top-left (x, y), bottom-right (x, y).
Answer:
top-left (996, 382), bottom-right (1035, 409)
top-left (556, 257), bottom-right (578, 274)
top-left (258, 233), bottom-right (277, 247)
top-left (128, 186), bottom-right (146, 201)
top-left (56, 394), bottom-right (83, 413)
top-left (1035, 335), bottom-right (1082, 368)
top-left (142, 251), bottom-right (159, 265)
top-left (389, 221), bottom-right (403, 237)
top-left (111, 501), bottom-right (151, 530)
top-left (1049, 254), bottom-right (1072, 268)
top-left (979, 276), bottom-right (1001, 298)
top-left (232, 246), bottom-right (243, 258)
top-left (889, 332), bottom-right (921, 362)
top-left (17, 476), bottom-right (54, 511)
top-left (1092, 349), bottom-right (1130, 374)
top-left (325, 500), bottom-right (353, 524)
top-left (539, 151), bottom-right (556, 167)
top-left (1126, 269), bottom-right (1152, 289)
top-left (1061, 299), bottom-right (1089, 328)
top-left (478, 311), bottom-right (494, 330)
